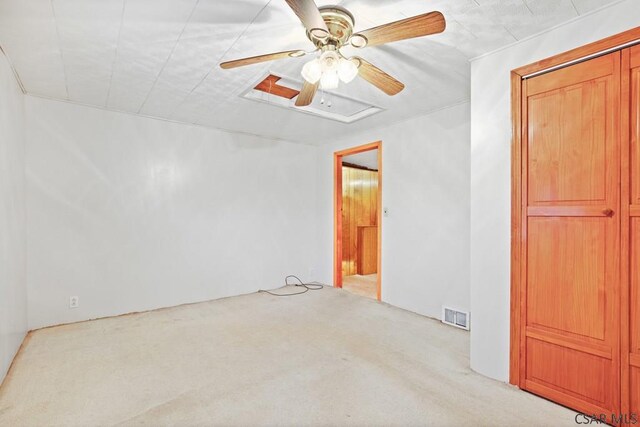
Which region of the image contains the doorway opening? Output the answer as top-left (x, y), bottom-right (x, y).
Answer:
top-left (334, 141), bottom-right (382, 301)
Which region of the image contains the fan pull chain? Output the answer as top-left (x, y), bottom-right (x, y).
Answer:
top-left (319, 88), bottom-right (332, 108)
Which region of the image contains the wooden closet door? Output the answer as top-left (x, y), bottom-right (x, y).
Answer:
top-left (627, 43), bottom-right (640, 418)
top-left (521, 52), bottom-right (621, 417)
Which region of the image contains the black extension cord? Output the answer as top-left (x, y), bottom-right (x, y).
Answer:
top-left (259, 275), bottom-right (325, 297)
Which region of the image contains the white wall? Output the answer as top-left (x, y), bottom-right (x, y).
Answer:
top-left (25, 97), bottom-right (319, 330)
top-left (470, 0), bottom-right (640, 382)
top-left (0, 51), bottom-right (27, 382)
top-left (316, 102), bottom-right (470, 320)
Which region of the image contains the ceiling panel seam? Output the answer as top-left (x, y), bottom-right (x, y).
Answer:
top-left (49, 0), bottom-right (70, 100)
top-left (105, 0), bottom-right (127, 108)
top-left (502, 25), bottom-right (519, 41)
top-left (167, 0), bottom-right (274, 121)
top-left (521, 0), bottom-right (534, 15)
top-left (568, 0), bottom-right (580, 14)
top-left (0, 44), bottom-right (26, 94)
top-left (454, 20), bottom-right (486, 45)
top-left (136, 0), bottom-right (201, 114)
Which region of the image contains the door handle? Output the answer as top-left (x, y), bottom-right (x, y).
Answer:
top-left (602, 208), bottom-right (614, 217)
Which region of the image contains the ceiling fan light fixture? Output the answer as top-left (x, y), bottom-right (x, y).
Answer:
top-left (302, 52), bottom-right (356, 89)
top-left (320, 70), bottom-right (340, 90)
top-left (319, 50), bottom-right (340, 72)
top-left (337, 58), bottom-right (358, 83)
top-left (301, 58), bottom-right (322, 84)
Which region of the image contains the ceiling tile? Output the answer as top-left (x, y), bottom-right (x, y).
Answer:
top-left (7, 52), bottom-right (68, 99)
top-left (0, 0), bottom-right (68, 98)
top-left (106, 0), bottom-right (200, 112)
top-left (502, 0), bottom-right (578, 39)
top-left (51, 0), bottom-right (124, 105)
top-left (139, 83), bottom-right (191, 119)
top-left (571, 0), bottom-right (622, 15)
top-left (341, 0), bottom-right (407, 29)
top-left (525, 0), bottom-right (577, 16)
top-left (398, 0), bottom-right (480, 16)
top-left (448, 6), bottom-right (517, 56)
top-left (170, 90), bottom-right (216, 124)
top-left (52, 0), bottom-right (123, 48)
top-left (107, 39), bottom-right (178, 112)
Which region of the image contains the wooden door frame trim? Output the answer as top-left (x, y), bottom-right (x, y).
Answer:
top-left (510, 25), bottom-right (640, 387)
top-left (620, 46), bottom-right (631, 418)
top-left (334, 141), bottom-right (382, 301)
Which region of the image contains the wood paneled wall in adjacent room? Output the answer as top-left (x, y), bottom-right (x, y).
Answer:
top-left (342, 166), bottom-right (378, 277)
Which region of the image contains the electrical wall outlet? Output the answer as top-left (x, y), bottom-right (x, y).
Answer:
top-left (69, 296), bottom-right (79, 309)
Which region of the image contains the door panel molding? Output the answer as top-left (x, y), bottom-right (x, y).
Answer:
top-left (526, 327), bottom-right (612, 359)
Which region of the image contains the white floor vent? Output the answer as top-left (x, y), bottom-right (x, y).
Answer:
top-left (442, 307), bottom-right (470, 330)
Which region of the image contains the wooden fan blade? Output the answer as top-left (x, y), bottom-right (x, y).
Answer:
top-left (353, 57), bottom-right (405, 96)
top-left (352, 11), bottom-right (445, 47)
top-left (220, 50), bottom-right (305, 69)
top-left (285, 0), bottom-right (329, 36)
top-left (295, 80), bottom-right (319, 106)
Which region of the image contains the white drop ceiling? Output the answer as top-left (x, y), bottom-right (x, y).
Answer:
top-left (0, 0), bottom-right (621, 144)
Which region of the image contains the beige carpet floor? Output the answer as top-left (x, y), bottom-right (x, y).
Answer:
top-left (342, 274), bottom-right (377, 299)
top-left (0, 286), bottom-right (575, 426)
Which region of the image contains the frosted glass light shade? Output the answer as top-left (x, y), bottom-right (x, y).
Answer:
top-left (301, 59), bottom-right (322, 84)
top-left (320, 70), bottom-right (339, 90)
top-left (338, 58), bottom-right (358, 83)
top-left (302, 52), bottom-right (358, 89)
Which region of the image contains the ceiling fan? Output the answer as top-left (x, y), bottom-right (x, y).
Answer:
top-left (219, 0), bottom-right (446, 107)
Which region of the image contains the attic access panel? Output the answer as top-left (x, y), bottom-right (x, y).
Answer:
top-left (242, 73), bottom-right (383, 124)
top-left (253, 75), bottom-right (300, 99)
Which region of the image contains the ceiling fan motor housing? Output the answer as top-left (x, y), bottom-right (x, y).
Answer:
top-left (307, 5), bottom-right (355, 48)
